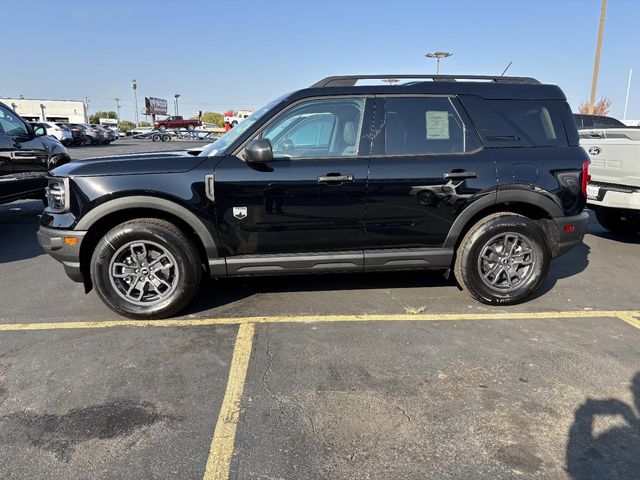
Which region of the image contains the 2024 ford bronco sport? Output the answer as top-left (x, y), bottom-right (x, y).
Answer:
top-left (38, 74), bottom-right (590, 319)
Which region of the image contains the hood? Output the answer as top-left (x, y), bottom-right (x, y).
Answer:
top-left (51, 151), bottom-right (205, 177)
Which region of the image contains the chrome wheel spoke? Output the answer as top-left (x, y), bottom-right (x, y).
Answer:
top-left (477, 232), bottom-right (536, 292)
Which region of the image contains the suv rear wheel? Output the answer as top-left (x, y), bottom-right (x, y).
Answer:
top-left (454, 213), bottom-right (550, 305)
top-left (90, 218), bottom-right (202, 319)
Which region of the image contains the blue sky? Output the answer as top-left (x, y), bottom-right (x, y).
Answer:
top-left (4, 0), bottom-right (640, 120)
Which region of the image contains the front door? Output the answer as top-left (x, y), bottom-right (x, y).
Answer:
top-left (365, 95), bottom-right (497, 251)
top-left (213, 97), bottom-right (372, 261)
top-left (0, 105), bottom-right (48, 201)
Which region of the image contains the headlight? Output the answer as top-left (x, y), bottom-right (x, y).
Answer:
top-left (45, 177), bottom-right (70, 213)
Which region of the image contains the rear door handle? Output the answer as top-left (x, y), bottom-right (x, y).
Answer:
top-left (317, 173), bottom-right (354, 185)
top-left (443, 171), bottom-right (477, 180)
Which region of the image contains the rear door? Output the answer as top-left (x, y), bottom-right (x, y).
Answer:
top-left (213, 96), bottom-right (373, 269)
top-left (365, 95), bottom-right (497, 254)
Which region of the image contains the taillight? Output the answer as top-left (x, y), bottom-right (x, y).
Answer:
top-left (581, 160), bottom-right (591, 198)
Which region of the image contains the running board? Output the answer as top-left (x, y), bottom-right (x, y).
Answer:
top-left (209, 248), bottom-right (453, 277)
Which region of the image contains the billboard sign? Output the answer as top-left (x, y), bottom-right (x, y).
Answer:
top-left (145, 97), bottom-right (168, 115)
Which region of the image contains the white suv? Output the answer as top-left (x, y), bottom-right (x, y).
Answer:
top-left (31, 122), bottom-right (73, 146)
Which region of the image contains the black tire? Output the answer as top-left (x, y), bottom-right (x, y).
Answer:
top-left (161, 134), bottom-right (171, 142)
top-left (231, 121), bottom-right (238, 127)
top-left (90, 218), bottom-right (202, 319)
top-left (158, 125), bottom-right (167, 132)
top-left (151, 133), bottom-right (161, 142)
top-left (186, 124), bottom-right (195, 131)
top-left (594, 207), bottom-right (640, 234)
top-left (454, 213), bottom-right (550, 305)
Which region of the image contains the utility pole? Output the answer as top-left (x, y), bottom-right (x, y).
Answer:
top-left (174, 94), bottom-right (181, 116)
top-left (85, 96), bottom-right (90, 122)
top-left (132, 79), bottom-right (139, 127)
top-left (114, 98), bottom-right (122, 126)
top-left (623, 69), bottom-right (633, 120)
top-left (588, 0), bottom-right (608, 114)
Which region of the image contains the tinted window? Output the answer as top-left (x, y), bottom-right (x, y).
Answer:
top-left (592, 116), bottom-right (625, 128)
top-left (261, 98), bottom-right (365, 158)
top-left (0, 105), bottom-right (29, 136)
top-left (462, 97), bottom-right (568, 147)
top-left (383, 97), bottom-right (477, 155)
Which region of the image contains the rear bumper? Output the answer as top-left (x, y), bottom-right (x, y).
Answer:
top-left (553, 211), bottom-right (589, 258)
top-left (36, 226), bottom-right (86, 282)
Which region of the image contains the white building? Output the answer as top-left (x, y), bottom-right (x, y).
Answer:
top-left (1, 98), bottom-right (87, 123)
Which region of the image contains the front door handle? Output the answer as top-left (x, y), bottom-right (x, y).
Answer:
top-left (443, 171), bottom-right (477, 180)
top-left (317, 173), bottom-right (354, 185)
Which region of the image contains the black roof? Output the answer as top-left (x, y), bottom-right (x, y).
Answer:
top-left (296, 74), bottom-right (566, 100)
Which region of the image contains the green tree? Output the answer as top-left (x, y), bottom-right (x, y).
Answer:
top-left (118, 120), bottom-right (136, 132)
top-left (139, 121), bottom-right (151, 127)
top-left (201, 112), bottom-right (224, 127)
top-left (89, 110), bottom-right (118, 125)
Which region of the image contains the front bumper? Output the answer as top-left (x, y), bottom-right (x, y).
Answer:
top-left (37, 226), bottom-right (86, 282)
top-left (553, 211), bottom-right (589, 258)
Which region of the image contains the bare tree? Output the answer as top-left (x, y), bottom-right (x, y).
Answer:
top-left (579, 97), bottom-right (612, 115)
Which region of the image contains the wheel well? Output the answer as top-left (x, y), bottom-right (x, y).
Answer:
top-left (79, 208), bottom-right (209, 291)
top-left (454, 202), bottom-right (555, 251)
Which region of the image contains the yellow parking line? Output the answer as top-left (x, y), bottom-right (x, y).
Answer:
top-left (203, 322), bottom-right (255, 480)
top-left (0, 310), bottom-right (639, 332)
top-left (618, 313), bottom-right (640, 330)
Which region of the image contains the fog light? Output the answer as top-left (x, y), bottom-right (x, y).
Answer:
top-left (563, 225), bottom-right (575, 232)
top-left (64, 237), bottom-right (79, 245)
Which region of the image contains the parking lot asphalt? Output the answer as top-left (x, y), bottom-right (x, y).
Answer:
top-left (1, 142), bottom-right (639, 479)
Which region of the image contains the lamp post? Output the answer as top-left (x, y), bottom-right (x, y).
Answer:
top-left (11, 103), bottom-right (17, 111)
top-left (132, 79), bottom-right (139, 127)
top-left (425, 51), bottom-right (453, 75)
top-left (174, 94), bottom-right (181, 116)
top-left (40, 104), bottom-right (47, 121)
top-left (114, 98), bottom-right (121, 126)
top-left (588, 0), bottom-right (608, 114)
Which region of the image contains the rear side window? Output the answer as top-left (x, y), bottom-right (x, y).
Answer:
top-left (461, 97), bottom-right (568, 147)
top-left (384, 97), bottom-right (478, 155)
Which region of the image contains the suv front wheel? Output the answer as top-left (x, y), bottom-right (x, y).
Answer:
top-left (454, 213), bottom-right (550, 305)
top-left (90, 218), bottom-right (202, 319)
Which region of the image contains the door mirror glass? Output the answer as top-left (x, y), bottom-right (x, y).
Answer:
top-left (245, 138), bottom-right (273, 163)
top-left (33, 125), bottom-right (47, 137)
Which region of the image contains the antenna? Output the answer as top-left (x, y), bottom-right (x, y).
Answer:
top-left (501, 61), bottom-right (513, 76)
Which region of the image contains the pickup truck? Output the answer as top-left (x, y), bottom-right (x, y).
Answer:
top-left (580, 128), bottom-right (640, 233)
top-left (154, 116), bottom-right (201, 132)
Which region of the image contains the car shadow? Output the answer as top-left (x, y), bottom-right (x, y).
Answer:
top-left (0, 201), bottom-right (44, 264)
top-left (182, 269), bottom-right (456, 315)
top-left (565, 372), bottom-right (640, 479)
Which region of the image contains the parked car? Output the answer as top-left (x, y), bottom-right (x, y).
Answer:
top-left (127, 126), bottom-right (154, 137)
top-left (38, 74), bottom-right (589, 319)
top-left (72, 124), bottom-right (101, 145)
top-left (56, 123), bottom-right (85, 146)
top-left (580, 127), bottom-right (640, 233)
top-left (154, 116), bottom-right (201, 132)
top-left (1, 102), bottom-right (70, 205)
top-left (574, 114), bottom-right (627, 129)
top-left (91, 124), bottom-right (116, 144)
top-left (30, 122), bottom-right (73, 146)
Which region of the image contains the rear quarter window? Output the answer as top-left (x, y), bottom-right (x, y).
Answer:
top-left (460, 96), bottom-right (569, 148)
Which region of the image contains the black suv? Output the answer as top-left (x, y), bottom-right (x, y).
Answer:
top-left (0, 102), bottom-right (71, 206)
top-left (38, 74), bottom-right (589, 319)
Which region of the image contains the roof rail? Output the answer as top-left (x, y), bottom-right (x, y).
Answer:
top-left (310, 74), bottom-right (541, 88)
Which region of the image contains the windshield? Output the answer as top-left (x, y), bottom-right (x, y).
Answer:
top-left (199, 95), bottom-right (287, 156)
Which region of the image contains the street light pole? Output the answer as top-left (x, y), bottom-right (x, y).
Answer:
top-left (425, 51), bottom-right (453, 75)
top-left (174, 94), bottom-right (181, 116)
top-left (623, 68), bottom-right (633, 121)
top-left (588, 0), bottom-right (608, 114)
top-left (114, 98), bottom-right (121, 126)
top-left (40, 104), bottom-right (46, 121)
top-left (132, 79), bottom-right (139, 127)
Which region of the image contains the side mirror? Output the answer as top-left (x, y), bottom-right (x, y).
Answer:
top-left (33, 125), bottom-right (47, 137)
top-left (245, 138), bottom-right (273, 163)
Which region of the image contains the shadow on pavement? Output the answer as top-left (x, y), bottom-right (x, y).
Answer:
top-left (566, 372), bottom-right (640, 479)
top-left (0, 201), bottom-right (43, 264)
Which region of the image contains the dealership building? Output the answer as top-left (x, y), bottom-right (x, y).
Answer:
top-left (1, 98), bottom-right (87, 123)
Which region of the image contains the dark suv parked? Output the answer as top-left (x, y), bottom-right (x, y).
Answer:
top-left (1, 102), bottom-right (71, 206)
top-left (38, 74), bottom-right (589, 319)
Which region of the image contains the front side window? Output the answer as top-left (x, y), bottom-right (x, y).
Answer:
top-left (261, 97), bottom-right (366, 158)
top-left (384, 97), bottom-right (477, 155)
top-left (0, 105), bottom-right (29, 137)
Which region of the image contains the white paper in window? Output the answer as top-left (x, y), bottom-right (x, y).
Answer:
top-left (426, 111), bottom-right (450, 139)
